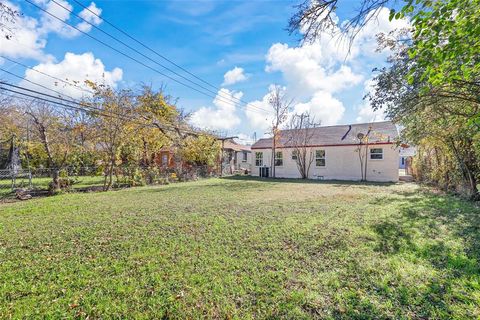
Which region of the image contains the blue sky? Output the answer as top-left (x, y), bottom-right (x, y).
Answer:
top-left (0, 0), bottom-right (409, 144)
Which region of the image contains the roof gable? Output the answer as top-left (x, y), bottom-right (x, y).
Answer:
top-left (222, 139), bottom-right (251, 152)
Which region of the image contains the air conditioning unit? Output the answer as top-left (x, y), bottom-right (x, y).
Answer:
top-left (259, 166), bottom-right (270, 178)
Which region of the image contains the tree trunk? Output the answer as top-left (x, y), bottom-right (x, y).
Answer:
top-left (272, 135), bottom-right (276, 178)
top-left (50, 168), bottom-right (61, 193)
top-left (364, 143), bottom-right (369, 181)
top-left (104, 157), bottom-right (115, 191)
top-left (449, 140), bottom-right (479, 199)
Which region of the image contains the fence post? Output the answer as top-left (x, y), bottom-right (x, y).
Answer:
top-left (11, 169), bottom-right (15, 192)
top-left (28, 170), bottom-right (32, 189)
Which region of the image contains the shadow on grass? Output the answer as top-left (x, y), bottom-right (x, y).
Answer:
top-left (138, 179), bottom-right (268, 194)
top-left (139, 176), bottom-right (398, 195)
top-left (369, 189), bottom-right (480, 317)
top-left (221, 175), bottom-right (398, 187)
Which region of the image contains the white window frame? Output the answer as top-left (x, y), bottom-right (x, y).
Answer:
top-left (255, 152), bottom-right (263, 167)
top-left (291, 149), bottom-right (298, 160)
top-left (370, 148), bottom-right (384, 160)
top-left (315, 149), bottom-right (326, 167)
top-left (242, 151), bottom-right (248, 162)
top-left (274, 151), bottom-right (283, 167)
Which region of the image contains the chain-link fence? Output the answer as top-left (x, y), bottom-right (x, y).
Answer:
top-left (0, 164), bottom-right (217, 199)
top-left (0, 169), bottom-right (32, 197)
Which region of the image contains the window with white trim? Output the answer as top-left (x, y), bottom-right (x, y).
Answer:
top-left (292, 150), bottom-right (298, 160)
top-left (315, 150), bottom-right (325, 167)
top-left (275, 151), bottom-right (283, 166)
top-left (370, 148), bottom-right (383, 160)
top-left (255, 152), bottom-right (263, 166)
top-left (242, 151), bottom-right (248, 162)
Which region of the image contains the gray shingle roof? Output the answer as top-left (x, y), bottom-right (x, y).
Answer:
top-left (251, 121), bottom-right (398, 149)
top-left (222, 139), bottom-right (251, 152)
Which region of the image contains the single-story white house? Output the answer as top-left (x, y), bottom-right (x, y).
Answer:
top-left (250, 121), bottom-right (399, 182)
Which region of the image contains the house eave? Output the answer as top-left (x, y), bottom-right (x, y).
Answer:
top-left (250, 141), bottom-right (395, 150)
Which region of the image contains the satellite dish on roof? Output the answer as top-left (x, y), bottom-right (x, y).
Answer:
top-left (357, 132), bottom-right (365, 140)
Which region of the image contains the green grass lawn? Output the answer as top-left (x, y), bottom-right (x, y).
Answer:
top-left (0, 177), bottom-right (479, 319)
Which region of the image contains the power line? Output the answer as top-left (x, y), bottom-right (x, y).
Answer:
top-left (25, 0), bottom-right (271, 116)
top-left (0, 67), bottom-right (203, 137)
top-left (70, 0), bottom-right (271, 114)
top-left (0, 67), bottom-right (82, 101)
top-left (0, 54), bottom-right (93, 96)
top-left (2, 86), bottom-right (104, 116)
top-left (71, 0), bottom-right (223, 91)
top-left (51, 0), bottom-right (242, 106)
top-left (3, 87), bottom-right (200, 137)
top-left (0, 82), bottom-right (201, 136)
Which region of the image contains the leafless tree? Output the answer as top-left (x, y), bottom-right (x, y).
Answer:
top-left (24, 101), bottom-right (75, 191)
top-left (285, 112), bottom-right (320, 179)
top-left (1, 1), bottom-right (20, 39)
top-left (288, 0), bottom-right (393, 44)
top-left (353, 126), bottom-right (388, 181)
top-left (268, 85), bottom-right (293, 178)
top-left (353, 129), bottom-right (371, 182)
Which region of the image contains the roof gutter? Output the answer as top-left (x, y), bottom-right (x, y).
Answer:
top-left (251, 141), bottom-right (395, 150)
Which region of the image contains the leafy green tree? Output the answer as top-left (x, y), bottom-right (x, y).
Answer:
top-left (179, 134), bottom-right (220, 167)
top-left (86, 81), bottom-right (136, 190)
top-left (368, 44), bottom-right (479, 198)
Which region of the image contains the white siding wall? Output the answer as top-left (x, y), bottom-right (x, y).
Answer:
top-left (251, 144), bottom-right (399, 182)
top-left (235, 151), bottom-right (252, 171)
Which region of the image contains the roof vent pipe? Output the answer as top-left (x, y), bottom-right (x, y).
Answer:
top-left (341, 125), bottom-right (352, 141)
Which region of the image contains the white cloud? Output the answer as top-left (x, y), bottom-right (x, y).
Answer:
top-left (248, 6), bottom-right (410, 131)
top-left (0, 0), bottom-right (103, 61)
top-left (293, 91), bottom-right (345, 126)
top-left (222, 67), bottom-right (249, 86)
top-left (21, 52), bottom-right (123, 99)
top-left (356, 103), bottom-right (385, 123)
top-left (38, 0), bottom-right (76, 37)
top-left (77, 2), bottom-right (102, 33)
top-left (0, 1), bottom-right (49, 61)
top-left (190, 88), bottom-right (242, 130)
top-left (39, 0), bottom-right (103, 38)
top-left (262, 41), bottom-right (357, 128)
top-left (352, 7), bottom-right (411, 56)
top-left (234, 133), bottom-right (255, 145)
top-left (266, 42), bottom-right (363, 98)
top-left (355, 79), bottom-right (386, 123)
top-left (244, 85), bottom-right (344, 133)
top-left (245, 90), bottom-right (275, 135)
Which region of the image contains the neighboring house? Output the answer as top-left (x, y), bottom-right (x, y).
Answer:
top-left (221, 139), bottom-right (251, 175)
top-left (155, 139), bottom-right (251, 176)
top-left (156, 148), bottom-right (175, 168)
top-left (250, 121), bottom-right (399, 182)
